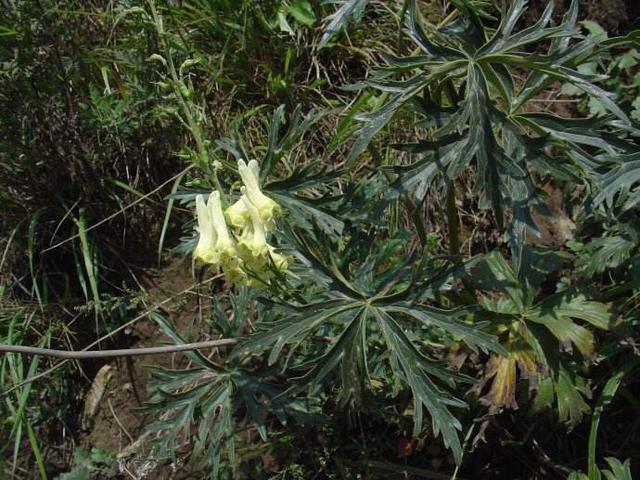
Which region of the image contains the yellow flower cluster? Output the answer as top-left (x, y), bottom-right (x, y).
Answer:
top-left (193, 160), bottom-right (288, 286)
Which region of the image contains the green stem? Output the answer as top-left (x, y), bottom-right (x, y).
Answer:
top-left (148, 0), bottom-right (224, 198)
top-left (367, 145), bottom-right (427, 247)
top-left (397, 0), bottom-right (410, 51)
top-left (446, 180), bottom-right (460, 259)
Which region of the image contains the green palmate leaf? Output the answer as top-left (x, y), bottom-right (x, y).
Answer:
top-left (528, 310), bottom-right (595, 357)
top-left (231, 227), bottom-right (493, 462)
top-left (592, 153), bottom-right (640, 211)
top-left (271, 191), bottom-right (344, 241)
top-left (577, 233), bottom-right (638, 276)
top-left (284, 308), bottom-right (367, 397)
top-left (556, 365), bottom-right (591, 427)
top-left (465, 248), bottom-right (610, 423)
top-left (342, 0), bottom-right (615, 225)
top-left (601, 458), bottom-right (633, 480)
top-left (467, 250), bottom-right (598, 340)
top-left (232, 301), bottom-right (358, 365)
top-left (383, 305), bottom-right (506, 355)
top-left (144, 311), bottom-right (326, 475)
top-left (372, 308), bottom-right (464, 462)
top-left (144, 366), bottom-right (234, 476)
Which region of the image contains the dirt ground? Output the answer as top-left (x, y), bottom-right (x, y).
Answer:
top-left (78, 257), bottom-right (213, 479)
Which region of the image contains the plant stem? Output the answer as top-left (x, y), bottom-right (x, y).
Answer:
top-left (367, 144), bottom-right (427, 246)
top-left (397, 0), bottom-right (410, 51)
top-left (0, 338), bottom-right (237, 359)
top-left (148, 0), bottom-right (224, 198)
top-left (446, 180), bottom-right (460, 259)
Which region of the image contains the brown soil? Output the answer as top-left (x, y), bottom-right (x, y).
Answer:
top-left (527, 0), bottom-right (638, 33)
top-left (77, 257), bottom-right (210, 478)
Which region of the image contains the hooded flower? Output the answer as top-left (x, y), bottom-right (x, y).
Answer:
top-left (225, 188), bottom-right (251, 228)
top-left (237, 196), bottom-right (269, 261)
top-left (193, 192), bottom-right (240, 271)
top-left (193, 194), bottom-right (217, 264)
top-left (194, 161), bottom-right (288, 287)
top-left (237, 159), bottom-right (279, 224)
top-left (208, 191), bottom-right (238, 267)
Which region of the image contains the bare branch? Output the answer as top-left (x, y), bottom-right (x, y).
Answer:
top-left (0, 338), bottom-right (237, 360)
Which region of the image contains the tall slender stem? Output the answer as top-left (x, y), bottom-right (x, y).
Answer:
top-left (368, 144), bottom-right (427, 247)
top-left (148, 0), bottom-right (224, 199)
top-left (446, 180), bottom-right (460, 259)
top-left (0, 339), bottom-right (237, 359)
top-left (397, 0), bottom-right (410, 51)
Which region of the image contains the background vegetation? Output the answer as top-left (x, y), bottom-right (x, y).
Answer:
top-left (1, 0), bottom-right (639, 478)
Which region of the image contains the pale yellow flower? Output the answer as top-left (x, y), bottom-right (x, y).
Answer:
top-left (193, 194), bottom-right (218, 264)
top-left (208, 191), bottom-right (237, 266)
top-left (267, 245), bottom-right (289, 272)
top-left (237, 159), bottom-right (280, 224)
top-left (225, 190), bottom-right (251, 228)
top-left (193, 161), bottom-right (288, 287)
top-left (223, 264), bottom-right (247, 284)
top-left (237, 196), bottom-right (269, 260)
top-left (193, 192), bottom-right (239, 269)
